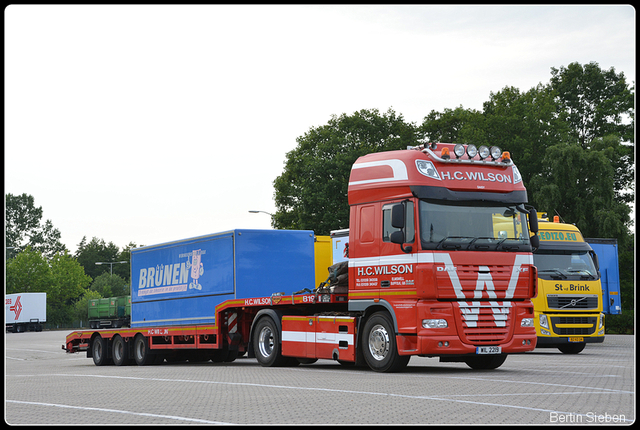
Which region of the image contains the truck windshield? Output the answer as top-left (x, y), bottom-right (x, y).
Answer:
top-left (419, 200), bottom-right (531, 251)
top-left (534, 250), bottom-right (598, 280)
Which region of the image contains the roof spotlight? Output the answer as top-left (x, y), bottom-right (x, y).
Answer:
top-left (466, 144), bottom-right (478, 159)
top-left (478, 145), bottom-right (490, 160)
top-left (490, 146), bottom-right (502, 160)
top-left (454, 144), bottom-right (466, 158)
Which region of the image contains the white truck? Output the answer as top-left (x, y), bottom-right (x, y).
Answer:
top-left (5, 292), bottom-right (47, 333)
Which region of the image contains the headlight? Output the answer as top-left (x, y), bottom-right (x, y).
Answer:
top-left (599, 313), bottom-right (605, 329)
top-left (422, 319), bottom-right (448, 328)
top-left (478, 145), bottom-right (490, 159)
top-left (454, 144), bottom-right (466, 158)
top-left (539, 314), bottom-right (549, 329)
top-left (490, 146), bottom-right (502, 160)
top-left (521, 318), bottom-right (534, 327)
top-left (466, 144), bottom-right (478, 158)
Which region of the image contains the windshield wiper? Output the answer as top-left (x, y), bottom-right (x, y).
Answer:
top-left (436, 236), bottom-right (473, 250)
top-left (466, 237), bottom-right (496, 250)
top-left (538, 269), bottom-right (567, 279)
top-left (566, 269), bottom-right (596, 280)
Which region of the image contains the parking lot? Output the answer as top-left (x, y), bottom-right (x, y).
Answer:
top-left (5, 330), bottom-right (635, 425)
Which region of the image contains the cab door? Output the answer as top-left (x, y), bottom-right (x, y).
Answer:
top-left (350, 204), bottom-right (380, 300)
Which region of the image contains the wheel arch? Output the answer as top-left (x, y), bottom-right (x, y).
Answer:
top-left (349, 299), bottom-right (399, 333)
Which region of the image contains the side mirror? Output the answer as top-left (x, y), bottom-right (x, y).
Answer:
top-left (390, 231), bottom-right (404, 244)
top-left (390, 202), bottom-right (412, 253)
top-left (530, 234), bottom-right (539, 249)
top-left (528, 208), bottom-right (538, 233)
top-left (590, 250), bottom-right (599, 271)
top-left (391, 204), bottom-right (405, 229)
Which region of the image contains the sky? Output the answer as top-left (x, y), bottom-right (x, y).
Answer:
top-left (5, 5), bottom-right (636, 254)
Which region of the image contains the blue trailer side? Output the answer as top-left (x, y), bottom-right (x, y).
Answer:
top-left (130, 229), bottom-right (316, 328)
top-left (585, 238), bottom-right (621, 315)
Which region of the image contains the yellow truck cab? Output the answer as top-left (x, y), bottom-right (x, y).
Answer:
top-left (531, 214), bottom-right (605, 353)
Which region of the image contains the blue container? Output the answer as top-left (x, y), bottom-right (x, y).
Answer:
top-left (130, 229), bottom-right (316, 327)
top-left (585, 238), bottom-right (621, 315)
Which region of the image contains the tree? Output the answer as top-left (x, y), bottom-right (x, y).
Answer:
top-left (5, 247), bottom-right (52, 295)
top-left (115, 242), bottom-right (139, 282)
top-left (90, 272), bottom-right (129, 298)
top-left (5, 193), bottom-right (67, 258)
top-left (74, 236), bottom-right (127, 281)
top-left (549, 62), bottom-right (635, 211)
top-left (590, 135), bottom-right (635, 206)
top-left (48, 251), bottom-right (93, 325)
top-left (272, 108), bottom-right (420, 234)
top-left (550, 61), bottom-right (634, 147)
top-left (419, 105), bottom-right (485, 144)
top-left (530, 143), bottom-right (630, 240)
top-left (74, 289), bottom-right (103, 325)
top-left (6, 247), bottom-right (92, 326)
top-left (481, 84), bottom-right (572, 200)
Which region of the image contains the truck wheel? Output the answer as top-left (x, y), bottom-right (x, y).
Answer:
top-left (91, 335), bottom-right (111, 366)
top-left (133, 334), bottom-right (155, 366)
top-left (112, 335), bottom-right (131, 366)
top-left (362, 312), bottom-right (410, 372)
top-left (558, 343), bottom-right (586, 354)
top-left (464, 354), bottom-right (507, 370)
top-left (253, 316), bottom-right (288, 367)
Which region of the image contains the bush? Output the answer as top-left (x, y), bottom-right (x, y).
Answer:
top-left (605, 311), bottom-right (634, 334)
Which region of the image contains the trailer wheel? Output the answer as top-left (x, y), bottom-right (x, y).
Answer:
top-left (464, 354), bottom-right (507, 370)
top-left (112, 335), bottom-right (131, 366)
top-left (253, 316), bottom-right (288, 367)
top-left (133, 334), bottom-right (155, 366)
top-left (362, 312), bottom-right (410, 372)
top-left (91, 335), bottom-right (111, 366)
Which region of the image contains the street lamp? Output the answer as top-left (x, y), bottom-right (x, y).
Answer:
top-left (95, 261), bottom-right (127, 276)
top-left (249, 210), bottom-right (273, 216)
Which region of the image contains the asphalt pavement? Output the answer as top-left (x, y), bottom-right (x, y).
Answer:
top-left (5, 330), bottom-right (635, 425)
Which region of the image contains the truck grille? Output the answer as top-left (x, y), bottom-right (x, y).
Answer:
top-left (437, 263), bottom-right (515, 300)
top-left (456, 302), bottom-right (511, 344)
top-left (550, 316), bottom-right (598, 335)
top-left (547, 295), bottom-right (598, 310)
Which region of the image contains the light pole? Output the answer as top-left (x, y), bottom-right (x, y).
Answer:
top-left (95, 260), bottom-right (127, 276)
top-left (249, 210), bottom-right (273, 216)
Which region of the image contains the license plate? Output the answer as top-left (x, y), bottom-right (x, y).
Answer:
top-left (568, 337), bottom-right (584, 343)
top-left (476, 346), bottom-right (501, 354)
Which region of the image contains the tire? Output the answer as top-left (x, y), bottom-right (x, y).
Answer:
top-left (133, 334), bottom-right (155, 366)
top-left (558, 343), bottom-right (586, 354)
top-left (112, 335), bottom-right (130, 366)
top-left (464, 354), bottom-right (507, 370)
top-left (253, 316), bottom-right (288, 367)
top-left (361, 312), bottom-right (410, 372)
top-left (91, 335), bottom-right (111, 366)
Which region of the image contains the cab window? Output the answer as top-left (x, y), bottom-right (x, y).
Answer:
top-left (382, 202), bottom-right (414, 243)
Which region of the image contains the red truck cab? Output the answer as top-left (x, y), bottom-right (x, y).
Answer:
top-left (345, 143), bottom-right (539, 371)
